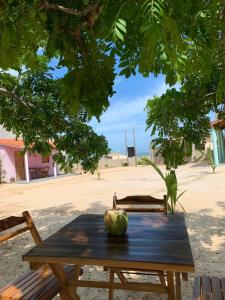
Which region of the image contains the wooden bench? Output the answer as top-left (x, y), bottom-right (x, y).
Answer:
top-left (193, 275), bottom-right (225, 299)
top-left (0, 211), bottom-right (80, 300)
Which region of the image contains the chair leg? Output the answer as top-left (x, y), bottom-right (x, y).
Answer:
top-left (108, 269), bottom-right (114, 300)
top-left (175, 272), bottom-right (182, 300)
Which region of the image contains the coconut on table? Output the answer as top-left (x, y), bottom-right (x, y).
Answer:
top-left (104, 209), bottom-right (128, 236)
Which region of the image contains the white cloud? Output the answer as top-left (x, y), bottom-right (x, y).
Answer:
top-left (93, 81), bottom-right (170, 133)
top-left (114, 76), bottom-right (124, 87)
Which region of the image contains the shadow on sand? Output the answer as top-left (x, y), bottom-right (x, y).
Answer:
top-left (1, 201), bottom-right (225, 299)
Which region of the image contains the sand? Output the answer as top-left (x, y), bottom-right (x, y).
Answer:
top-left (1, 162), bottom-right (225, 299)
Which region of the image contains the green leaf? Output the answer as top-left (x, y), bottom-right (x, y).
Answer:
top-left (39, 12), bottom-right (47, 22)
top-left (114, 28), bottom-right (124, 41)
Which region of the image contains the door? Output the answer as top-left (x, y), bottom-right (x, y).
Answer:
top-left (14, 151), bottom-right (25, 180)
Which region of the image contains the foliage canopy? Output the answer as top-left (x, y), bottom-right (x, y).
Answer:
top-left (0, 0), bottom-right (224, 169)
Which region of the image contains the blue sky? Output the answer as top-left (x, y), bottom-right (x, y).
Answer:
top-left (91, 73), bottom-right (170, 154)
top-left (49, 57), bottom-right (170, 154)
top-left (7, 57), bottom-right (171, 154)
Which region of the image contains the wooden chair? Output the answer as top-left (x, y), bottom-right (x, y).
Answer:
top-left (113, 193), bottom-right (167, 213)
top-left (0, 211), bottom-right (79, 300)
top-left (193, 275), bottom-right (225, 299)
top-left (107, 193), bottom-right (168, 300)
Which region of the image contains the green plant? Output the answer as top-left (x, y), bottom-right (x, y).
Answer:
top-left (96, 167), bottom-right (101, 180)
top-left (206, 146), bottom-right (216, 173)
top-left (137, 159), bottom-right (149, 166)
top-left (122, 162), bottom-right (128, 167)
top-left (140, 157), bottom-right (185, 214)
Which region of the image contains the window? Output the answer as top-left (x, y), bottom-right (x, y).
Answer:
top-left (42, 156), bottom-right (49, 163)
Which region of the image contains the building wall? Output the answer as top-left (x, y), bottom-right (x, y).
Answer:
top-left (0, 146), bottom-right (55, 183)
top-left (0, 146), bottom-right (18, 182)
top-left (27, 152), bottom-right (54, 176)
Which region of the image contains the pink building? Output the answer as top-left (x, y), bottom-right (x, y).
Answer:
top-left (0, 139), bottom-right (58, 183)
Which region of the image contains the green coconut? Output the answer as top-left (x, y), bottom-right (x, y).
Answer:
top-left (104, 209), bottom-right (128, 236)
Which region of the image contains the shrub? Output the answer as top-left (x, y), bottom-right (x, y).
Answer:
top-left (206, 146), bottom-right (216, 173)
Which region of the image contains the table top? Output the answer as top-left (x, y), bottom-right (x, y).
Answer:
top-left (23, 213), bottom-right (194, 272)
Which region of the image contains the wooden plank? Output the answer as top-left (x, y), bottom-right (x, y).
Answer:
top-left (202, 276), bottom-right (211, 300)
top-left (211, 276), bottom-right (222, 300)
top-left (44, 236), bottom-right (189, 247)
top-left (220, 277), bottom-right (225, 299)
top-left (116, 195), bottom-right (165, 204)
top-left (23, 211), bottom-right (42, 246)
top-left (0, 225), bottom-right (30, 243)
top-left (42, 240), bottom-right (192, 256)
top-left (71, 279), bottom-right (167, 293)
top-left (49, 264), bottom-right (80, 300)
top-left (23, 245), bottom-right (194, 267)
top-left (0, 216), bottom-right (26, 232)
top-left (122, 208), bottom-right (165, 213)
top-left (192, 276), bottom-right (201, 300)
top-left (116, 199), bottom-right (165, 205)
top-left (23, 255), bottom-right (194, 273)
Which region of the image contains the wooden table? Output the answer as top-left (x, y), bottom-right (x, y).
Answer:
top-left (23, 213), bottom-right (194, 300)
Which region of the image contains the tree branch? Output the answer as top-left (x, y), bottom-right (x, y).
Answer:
top-left (41, 1), bottom-right (98, 17)
top-left (0, 87), bottom-right (33, 107)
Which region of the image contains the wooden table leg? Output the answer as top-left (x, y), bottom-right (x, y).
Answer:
top-left (175, 272), bottom-right (182, 300)
top-left (49, 263), bottom-right (80, 300)
top-left (108, 269), bottom-right (114, 300)
top-left (167, 271), bottom-right (175, 300)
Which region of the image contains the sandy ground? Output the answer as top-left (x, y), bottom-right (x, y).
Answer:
top-left (1, 162), bottom-right (225, 299)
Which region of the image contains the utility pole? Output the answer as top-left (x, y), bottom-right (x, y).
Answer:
top-left (124, 130), bottom-right (128, 165)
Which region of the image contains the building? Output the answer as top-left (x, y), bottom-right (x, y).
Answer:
top-left (210, 119), bottom-right (225, 165)
top-left (0, 126), bottom-right (57, 183)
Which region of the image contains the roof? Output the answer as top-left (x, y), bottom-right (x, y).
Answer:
top-left (0, 139), bottom-right (24, 148)
top-left (0, 139), bottom-right (55, 149)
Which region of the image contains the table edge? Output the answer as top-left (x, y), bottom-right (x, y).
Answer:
top-left (23, 255), bottom-right (195, 273)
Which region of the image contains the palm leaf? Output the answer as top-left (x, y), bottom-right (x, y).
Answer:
top-left (140, 157), bottom-right (165, 180)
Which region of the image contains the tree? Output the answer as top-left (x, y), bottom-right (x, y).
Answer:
top-left (0, 1), bottom-right (224, 166)
top-left (0, 63), bottom-right (109, 172)
top-left (145, 69), bottom-right (224, 169)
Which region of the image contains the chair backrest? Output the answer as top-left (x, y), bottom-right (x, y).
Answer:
top-left (113, 193), bottom-right (167, 214)
top-left (0, 211), bottom-right (42, 245)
